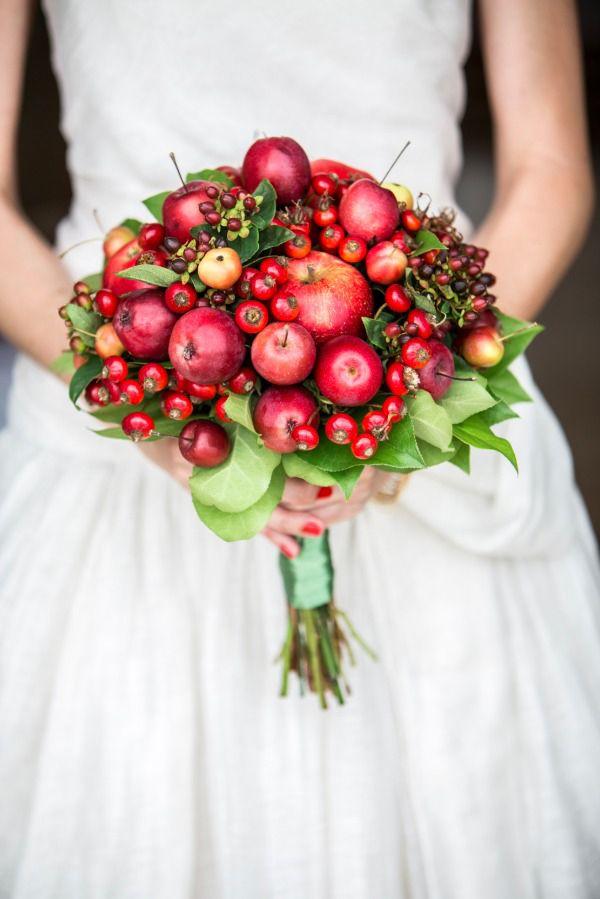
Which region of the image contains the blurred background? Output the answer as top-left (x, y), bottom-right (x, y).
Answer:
top-left (2, 2), bottom-right (599, 536)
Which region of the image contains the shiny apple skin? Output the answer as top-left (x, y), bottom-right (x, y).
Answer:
top-left (338, 179), bottom-right (400, 242)
top-left (168, 307), bottom-right (246, 384)
top-left (252, 385), bottom-right (318, 453)
top-left (314, 335), bottom-right (383, 406)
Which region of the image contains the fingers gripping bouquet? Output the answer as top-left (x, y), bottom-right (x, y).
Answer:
top-left (57, 137), bottom-right (541, 708)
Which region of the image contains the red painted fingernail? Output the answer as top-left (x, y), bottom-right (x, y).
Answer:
top-left (302, 521), bottom-right (323, 537)
top-left (281, 544), bottom-right (296, 559)
top-left (317, 486), bottom-right (333, 499)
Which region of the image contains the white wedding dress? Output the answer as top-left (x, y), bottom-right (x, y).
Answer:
top-left (1, 1), bottom-right (599, 897)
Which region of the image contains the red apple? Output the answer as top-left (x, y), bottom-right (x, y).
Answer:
top-left (250, 322), bottom-right (316, 385)
top-left (314, 336), bottom-right (383, 406)
top-left (103, 238), bottom-right (146, 296)
top-left (162, 179), bottom-right (223, 244)
top-left (114, 289), bottom-right (177, 360)
top-left (253, 385), bottom-right (318, 453)
top-left (365, 241), bottom-right (408, 285)
top-left (178, 420), bottom-right (230, 467)
top-left (338, 179), bottom-right (399, 242)
top-left (103, 225), bottom-right (135, 259)
top-left (168, 307), bottom-right (246, 384)
top-left (242, 136), bottom-right (311, 206)
top-left (216, 165), bottom-right (242, 186)
top-left (418, 340), bottom-right (455, 400)
top-left (282, 250), bottom-right (373, 344)
top-left (310, 159), bottom-right (375, 182)
top-left (460, 326), bottom-right (504, 368)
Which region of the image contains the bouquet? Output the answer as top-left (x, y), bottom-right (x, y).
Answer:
top-left (56, 136), bottom-right (541, 707)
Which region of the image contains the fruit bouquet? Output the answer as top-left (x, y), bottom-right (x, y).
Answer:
top-left (56, 136), bottom-right (542, 708)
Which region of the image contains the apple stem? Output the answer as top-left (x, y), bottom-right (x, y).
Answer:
top-left (378, 141), bottom-right (411, 186)
top-left (169, 151), bottom-right (187, 190)
top-left (439, 371), bottom-right (477, 382)
top-left (92, 208), bottom-right (105, 233)
top-left (58, 236), bottom-right (102, 259)
top-left (282, 326), bottom-right (289, 348)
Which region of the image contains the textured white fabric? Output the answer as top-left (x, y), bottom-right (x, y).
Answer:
top-left (1, 1), bottom-right (600, 896)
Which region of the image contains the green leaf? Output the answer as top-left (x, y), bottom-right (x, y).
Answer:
top-left (223, 393), bottom-right (256, 432)
top-left (142, 190), bottom-right (171, 223)
top-left (413, 293), bottom-right (437, 314)
top-left (411, 230), bottom-right (445, 256)
top-left (282, 454), bottom-right (338, 487)
top-left (65, 303), bottom-right (103, 336)
top-left (438, 376), bottom-right (497, 424)
top-left (416, 438), bottom-right (456, 467)
top-left (257, 224), bottom-right (294, 255)
top-left (453, 414), bottom-right (518, 471)
top-left (251, 179), bottom-right (277, 229)
top-left (189, 426), bottom-right (281, 513)
top-left (304, 437), bottom-right (363, 472)
top-left (192, 465), bottom-right (285, 542)
top-left (371, 415), bottom-right (425, 470)
top-left (476, 400), bottom-right (519, 426)
top-left (186, 168), bottom-right (233, 187)
top-left (329, 467), bottom-right (364, 499)
top-left (119, 218), bottom-right (142, 235)
top-left (69, 355), bottom-right (103, 405)
top-left (486, 310), bottom-right (544, 375)
top-left (80, 272), bottom-right (102, 292)
top-left (362, 317), bottom-right (388, 350)
top-left (116, 264), bottom-right (178, 287)
top-left (51, 351), bottom-right (76, 376)
top-left (486, 367), bottom-right (532, 405)
top-left (406, 390), bottom-right (453, 451)
top-left (449, 440), bottom-right (471, 473)
top-left (236, 228), bottom-right (260, 263)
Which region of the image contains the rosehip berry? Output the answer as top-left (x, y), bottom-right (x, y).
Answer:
top-left (382, 395), bottom-right (406, 422)
top-left (214, 395), bottom-right (232, 422)
top-left (165, 281), bottom-right (197, 314)
top-left (162, 390), bottom-right (193, 420)
top-left (235, 266), bottom-right (259, 299)
top-left (313, 204), bottom-right (338, 228)
top-left (324, 412), bottom-right (359, 445)
top-left (386, 361), bottom-right (410, 396)
top-left (271, 291), bottom-right (299, 322)
top-left (423, 249), bottom-right (439, 265)
top-left (406, 308), bottom-right (433, 339)
top-left (351, 432), bottom-right (378, 460)
top-left (383, 321), bottom-right (402, 339)
top-left (311, 173), bottom-right (337, 196)
top-left (101, 355), bottom-right (128, 383)
top-left (401, 337), bottom-right (432, 369)
top-left (94, 288), bottom-right (118, 318)
top-left (338, 236), bottom-right (367, 264)
top-left (401, 210), bottom-right (421, 233)
top-left (362, 409), bottom-right (390, 441)
top-left (284, 234), bottom-right (312, 259)
top-left (138, 222), bottom-right (165, 250)
top-left (228, 367), bottom-right (258, 395)
top-left (122, 411), bottom-right (155, 441)
top-left (235, 299), bottom-right (269, 334)
top-left (319, 224), bottom-right (345, 251)
top-left (390, 230), bottom-right (412, 254)
top-left (250, 274), bottom-right (277, 302)
top-left (292, 424), bottom-right (319, 451)
top-left (97, 379), bottom-right (123, 405)
top-left (119, 379), bottom-right (144, 405)
top-left (85, 379), bottom-right (107, 406)
top-left (259, 257), bottom-right (288, 285)
top-left (385, 283), bottom-right (411, 313)
top-left (138, 362), bottom-right (169, 394)
top-left (184, 381), bottom-right (217, 401)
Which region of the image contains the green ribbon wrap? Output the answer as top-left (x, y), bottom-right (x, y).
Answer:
top-left (279, 530), bottom-right (333, 610)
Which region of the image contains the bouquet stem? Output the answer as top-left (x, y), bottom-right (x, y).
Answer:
top-left (278, 531), bottom-right (376, 708)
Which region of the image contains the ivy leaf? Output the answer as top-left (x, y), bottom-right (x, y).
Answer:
top-left (486, 310), bottom-right (544, 375)
top-left (411, 230), bottom-right (445, 256)
top-left (223, 393), bottom-right (256, 432)
top-left (80, 272), bottom-right (102, 292)
top-left (142, 190), bottom-right (171, 223)
top-left (486, 367), bottom-right (532, 405)
top-left (119, 218), bottom-right (142, 235)
top-left (186, 168), bottom-right (233, 187)
top-left (362, 317), bottom-right (388, 350)
top-left (438, 376), bottom-right (497, 423)
top-left (453, 414), bottom-right (518, 471)
top-left (372, 415), bottom-right (425, 470)
top-left (116, 264), bottom-right (178, 287)
top-left (51, 351), bottom-right (76, 376)
top-left (282, 454), bottom-right (338, 487)
top-left (449, 440), bottom-right (471, 473)
top-left (406, 390), bottom-right (453, 451)
top-left (189, 426), bottom-right (281, 513)
top-left (69, 355), bottom-right (103, 406)
top-left (251, 179), bottom-right (277, 229)
top-left (256, 224), bottom-right (294, 255)
top-left (192, 465), bottom-right (285, 542)
top-left (236, 228), bottom-right (260, 263)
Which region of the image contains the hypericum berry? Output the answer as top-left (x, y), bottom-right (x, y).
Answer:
top-left (383, 322), bottom-right (401, 340)
top-left (250, 274), bottom-right (277, 302)
top-left (406, 308), bottom-right (433, 339)
top-left (227, 218), bottom-right (242, 232)
top-left (235, 299), bottom-right (269, 334)
top-left (271, 291), bottom-right (299, 322)
top-left (138, 222), bottom-right (165, 250)
top-left (165, 281), bottom-right (197, 314)
top-left (138, 362), bottom-right (169, 394)
top-left (362, 409), bottom-right (390, 441)
top-left (69, 335), bottom-right (86, 354)
top-left (101, 355), bottom-right (128, 383)
top-left (324, 412), bottom-right (359, 445)
top-left (97, 379), bottom-right (122, 405)
top-left (94, 288), bottom-right (118, 318)
top-left (220, 192), bottom-right (236, 209)
top-left (319, 224), bottom-right (345, 251)
top-left (401, 337), bottom-right (432, 369)
top-left (74, 293), bottom-right (93, 311)
top-left (338, 236), bottom-right (367, 264)
top-left (284, 234), bottom-right (312, 259)
top-left (386, 361), bottom-right (410, 396)
top-left (164, 236), bottom-right (180, 253)
top-left (401, 210), bottom-right (421, 233)
top-left (423, 249), bottom-right (439, 266)
top-left (214, 395), bottom-right (232, 422)
top-left (228, 366), bottom-right (258, 395)
top-left (73, 280), bottom-right (90, 295)
top-left (243, 195), bottom-right (257, 212)
top-left (119, 379), bottom-right (144, 405)
top-left (205, 185), bottom-right (220, 200)
top-left (292, 424), bottom-right (319, 451)
top-left (259, 257), bottom-right (288, 285)
top-left (382, 395), bottom-right (407, 422)
top-left (122, 411), bottom-right (155, 441)
top-left (313, 203), bottom-right (338, 228)
top-left (385, 283), bottom-right (411, 313)
top-left (351, 432), bottom-right (378, 460)
top-left (311, 173), bottom-right (337, 196)
top-left (162, 390), bottom-right (193, 420)
top-left (184, 381), bottom-right (217, 401)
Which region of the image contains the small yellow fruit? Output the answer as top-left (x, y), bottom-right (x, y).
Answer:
top-left (95, 322), bottom-right (125, 359)
top-left (382, 183), bottom-right (414, 209)
top-left (103, 225), bottom-right (135, 259)
top-left (197, 247), bottom-right (243, 289)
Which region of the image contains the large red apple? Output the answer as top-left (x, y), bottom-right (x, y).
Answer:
top-left (114, 289), bottom-right (177, 360)
top-left (314, 336), bottom-right (383, 406)
top-left (310, 158), bottom-right (375, 182)
top-left (250, 322), bottom-right (316, 385)
top-left (253, 385), bottom-right (318, 453)
top-left (168, 307), bottom-right (246, 384)
top-left (339, 179), bottom-right (399, 242)
top-left (282, 251), bottom-right (373, 345)
top-left (418, 340), bottom-right (455, 400)
top-left (162, 179), bottom-right (223, 244)
top-left (242, 136), bottom-right (311, 206)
